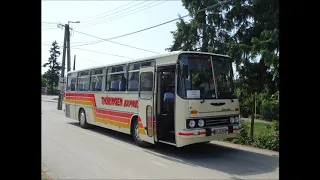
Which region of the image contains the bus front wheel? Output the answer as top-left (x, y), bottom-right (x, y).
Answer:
top-left (132, 119), bottom-right (152, 148)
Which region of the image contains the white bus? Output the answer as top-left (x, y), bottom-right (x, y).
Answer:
top-left (64, 51), bottom-right (240, 147)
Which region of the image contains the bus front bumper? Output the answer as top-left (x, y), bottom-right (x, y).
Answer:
top-left (177, 125), bottom-right (241, 139)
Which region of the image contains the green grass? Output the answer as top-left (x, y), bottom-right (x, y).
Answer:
top-left (249, 121), bottom-right (274, 137)
top-left (225, 121), bottom-right (273, 142)
top-left (41, 170), bottom-right (50, 180)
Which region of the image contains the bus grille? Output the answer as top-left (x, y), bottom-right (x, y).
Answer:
top-left (204, 117), bottom-right (231, 127)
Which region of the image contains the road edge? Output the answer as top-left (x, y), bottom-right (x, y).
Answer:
top-left (42, 162), bottom-right (60, 180)
top-left (211, 141), bottom-right (279, 157)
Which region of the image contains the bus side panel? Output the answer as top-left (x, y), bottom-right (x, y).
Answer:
top-left (65, 93), bottom-right (78, 121)
top-left (67, 103), bottom-right (78, 120)
top-left (73, 92), bottom-right (138, 135)
top-left (91, 119), bottom-right (131, 135)
top-left (174, 95), bottom-right (190, 147)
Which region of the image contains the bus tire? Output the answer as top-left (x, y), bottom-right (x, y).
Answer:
top-left (201, 141), bottom-right (210, 144)
top-left (79, 108), bottom-right (90, 129)
top-left (132, 119), bottom-right (152, 148)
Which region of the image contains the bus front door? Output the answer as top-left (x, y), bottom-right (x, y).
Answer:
top-left (138, 66), bottom-right (155, 144)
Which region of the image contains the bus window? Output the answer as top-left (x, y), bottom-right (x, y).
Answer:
top-left (90, 69), bottom-right (103, 91)
top-left (67, 73), bottom-right (77, 91)
top-left (71, 78), bottom-right (76, 91)
top-left (128, 63), bottom-right (139, 91)
top-left (67, 75), bottom-right (72, 91)
top-left (77, 71), bottom-right (90, 91)
top-left (106, 65), bottom-right (127, 91)
top-left (139, 72), bottom-right (153, 99)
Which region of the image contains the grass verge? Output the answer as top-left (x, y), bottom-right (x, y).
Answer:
top-left (226, 120), bottom-right (279, 151)
top-left (41, 170), bottom-right (50, 180)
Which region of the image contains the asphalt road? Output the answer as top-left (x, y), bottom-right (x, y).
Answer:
top-left (42, 101), bottom-right (279, 179)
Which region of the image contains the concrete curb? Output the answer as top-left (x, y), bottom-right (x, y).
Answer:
top-left (213, 141), bottom-right (279, 157)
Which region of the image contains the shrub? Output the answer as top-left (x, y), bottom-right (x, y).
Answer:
top-left (232, 120), bottom-right (279, 151)
top-left (260, 99), bottom-right (279, 121)
top-left (232, 120), bottom-right (252, 145)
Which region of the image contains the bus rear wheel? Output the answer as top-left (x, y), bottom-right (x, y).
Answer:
top-left (79, 109), bottom-right (90, 129)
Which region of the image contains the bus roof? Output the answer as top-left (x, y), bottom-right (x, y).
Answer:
top-left (67, 51), bottom-right (231, 74)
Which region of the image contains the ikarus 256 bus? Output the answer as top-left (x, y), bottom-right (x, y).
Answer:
top-left (64, 51), bottom-right (240, 147)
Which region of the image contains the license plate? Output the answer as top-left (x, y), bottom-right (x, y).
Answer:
top-left (214, 128), bottom-right (227, 134)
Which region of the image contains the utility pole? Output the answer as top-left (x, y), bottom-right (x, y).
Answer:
top-left (66, 26), bottom-right (71, 72)
top-left (67, 21), bottom-right (80, 72)
top-left (57, 24), bottom-right (69, 110)
top-left (57, 21), bottom-right (80, 110)
top-left (73, 55), bottom-right (76, 70)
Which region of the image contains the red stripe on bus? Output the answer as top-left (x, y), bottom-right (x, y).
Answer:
top-left (65, 93), bottom-right (96, 106)
top-left (94, 108), bottom-right (133, 118)
top-left (65, 93), bottom-right (95, 98)
top-left (178, 132), bottom-right (194, 136)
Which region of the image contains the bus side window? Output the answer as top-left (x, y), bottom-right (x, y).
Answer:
top-left (90, 69), bottom-right (103, 91)
top-left (67, 74), bottom-right (76, 91)
top-left (67, 76), bottom-right (72, 91)
top-left (106, 65), bottom-right (127, 91)
top-left (77, 71), bottom-right (90, 91)
top-left (139, 72), bottom-right (153, 99)
top-left (128, 63), bottom-right (139, 91)
top-left (71, 78), bottom-right (76, 91)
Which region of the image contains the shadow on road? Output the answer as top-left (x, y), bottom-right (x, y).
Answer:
top-left (68, 122), bottom-right (278, 176)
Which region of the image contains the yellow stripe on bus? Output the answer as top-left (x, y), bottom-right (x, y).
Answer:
top-left (139, 128), bottom-right (146, 135)
top-left (75, 100), bottom-right (93, 106)
top-left (94, 116), bottom-right (130, 128)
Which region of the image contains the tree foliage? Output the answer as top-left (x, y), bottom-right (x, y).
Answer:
top-left (42, 41), bottom-right (62, 94)
top-left (168, 0), bottom-right (279, 122)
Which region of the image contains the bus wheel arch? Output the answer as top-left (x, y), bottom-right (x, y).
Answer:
top-left (130, 115), bottom-right (138, 136)
top-left (130, 115), bottom-right (152, 148)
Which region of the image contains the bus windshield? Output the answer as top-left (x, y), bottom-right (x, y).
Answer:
top-left (177, 53), bottom-right (235, 100)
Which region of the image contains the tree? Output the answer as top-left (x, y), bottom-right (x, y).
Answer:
top-left (168, 0), bottom-right (279, 138)
top-left (41, 75), bottom-right (47, 87)
top-left (42, 41), bottom-right (61, 94)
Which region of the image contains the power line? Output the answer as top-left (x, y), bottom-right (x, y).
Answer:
top-left (76, 0), bottom-right (165, 29)
top-left (42, 58), bottom-right (103, 65)
top-left (80, 0), bottom-right (148, 25)
top-left (71, 0), bottom-right (232, 48)
top-left (42, 22), bottom-right (59, 24)
top-left (73, 48), bottom-right (134, 59)
top-left (102, 0), bottom-right (167, 24)
top-left (42, 28), bottom-right (60, 30)
top-left (76, 58), bottom-right (104, 65)
top-left (42, 41), bottom-right (100, 44)
top-left (71, 30), bottom-right (160, 54)
top-left (80, 0), bottom-right (138, 22)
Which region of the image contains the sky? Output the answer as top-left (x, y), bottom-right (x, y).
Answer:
top-left (41, 0), bottom-right (190, 75)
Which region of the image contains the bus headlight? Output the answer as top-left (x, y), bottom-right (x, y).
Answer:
top-left (198, 119), bottom-right (205, 127)
top-left (189, 120), bottom-right (196, 128)
top-left (235, 116), bottom-right (240, 123)
top-left (230, 117), bottom-right (235, 124)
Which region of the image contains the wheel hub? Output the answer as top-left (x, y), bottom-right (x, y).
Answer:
top-left (80, 112), bottom-right (85, 125)
top-left (135, 124), bottom-right (141, 141)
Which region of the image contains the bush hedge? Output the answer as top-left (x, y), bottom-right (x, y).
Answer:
top-left (231, 120), bottom-right (279, 151)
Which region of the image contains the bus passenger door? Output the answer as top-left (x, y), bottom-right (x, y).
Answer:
top-left (138, 66), bottom-right (155, 144)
